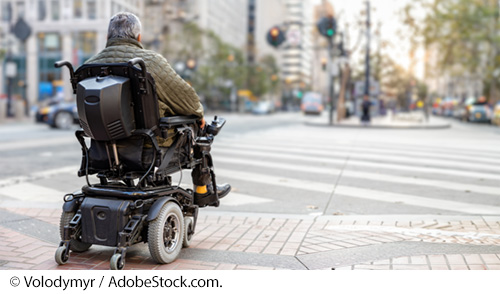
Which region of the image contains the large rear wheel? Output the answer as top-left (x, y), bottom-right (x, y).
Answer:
top-left (148, 202), bottom-right (184, 264)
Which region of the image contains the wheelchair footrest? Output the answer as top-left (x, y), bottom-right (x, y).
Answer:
top-left (194, 193), bottom-right (219, 208)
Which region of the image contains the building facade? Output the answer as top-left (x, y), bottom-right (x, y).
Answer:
top-left (0, 0), bottom-right (143, 108)
top-left (281, 0), bottom-right (314, 88)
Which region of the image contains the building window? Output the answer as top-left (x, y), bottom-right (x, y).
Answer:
top-left (2, 2), bottom-right (12, 21)
top-left (73, 0), bottom-right (83, 18)
top-left (73, 31), bottom-right (97, 64)
top-left (16, 1), bottom-right (26, 19)
top-left (38, 0), bottom-right (47, 20)
top-left (38, 32), bottom-right (61, 52)
top-left (37, 32), bottom-right (62, 99)
top-left (51, 0), bottom-right (60, 20)
top-left (87, 0), bottom-right (96, 19)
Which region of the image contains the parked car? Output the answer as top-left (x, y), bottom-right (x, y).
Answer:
top-left (442, 97), bottom-right (457, 117)
top-left (491, 101), bottom-right (500, 126)
top-left (467, 97), bottom-right (491, 123)
top-left (35, 100), bottom-right (79, 129)
top-left (301, 92), bottom-right (323, 115)
top-left (252, 100), bottom-right (275, 115)
top-left (453, 97), bottom-right (476, 121)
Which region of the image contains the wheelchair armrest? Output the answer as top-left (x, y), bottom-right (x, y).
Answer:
top-left (159, 115), bottom-right (200, 129)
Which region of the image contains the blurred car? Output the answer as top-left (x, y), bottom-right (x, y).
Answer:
top-left (442, 97), bottom-right (457, 117)
top-left (252, 100), bottom-right (275, 115)
top-left (492, 102), bottom-right (500, 126)
top-left (35, 101), bottom-right (79, 129)
top-left (432, 98), bottom-right (442, 115)
top-left (467, 97), bottom-right (491, 123)
top-left (301, 92), bottom-right (323, 115)
top-left (453, 97), bottom-right (475, 120)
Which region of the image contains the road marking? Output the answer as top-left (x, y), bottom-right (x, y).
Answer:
top-left (0, 166), bottom-right (79, 188)
top-left (334, 185), bottom-right (500, 215)
top-left (0, 182), bottom-right (64, 203)
top-left (221, 143), bottom-right (500, 174)
top-left (230, 139), bottom-right (500, 165)
top-left (0, 137), bottom-right (76, 152)
top-left (213, 148), bottom-right (500, 180)
top-left (215, 168), bottom-right (334, 193)
top-left (219, 192), bottom-right (274, 206)
top-left (214, 156), bottom-right (500, 196)
top-left (215, 168), bottom-right (500, 215)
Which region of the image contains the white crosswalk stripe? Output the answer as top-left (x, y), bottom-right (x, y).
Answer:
top-left (214, 156), bottom-right (500, 196)
top-left (214, 168), bottom-right (500, 215)
top-left (0, 182), bottom-right (64, 203)
top-left (220, 139), bottom-right (500, 165)
top-left (213, 148), bottom-right (500, 180)
top-left (219, 143), bottom-right (500, 173)
top-left (1, 124), bottom-right (499, 216)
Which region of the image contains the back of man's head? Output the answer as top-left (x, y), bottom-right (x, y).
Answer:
top-left (107, 12), bottom-right (142, 40)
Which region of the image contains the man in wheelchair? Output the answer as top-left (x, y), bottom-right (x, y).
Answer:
top-left (53, 12), bottom-right (230, 269)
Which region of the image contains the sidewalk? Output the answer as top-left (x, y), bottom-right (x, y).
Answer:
top-left (306, 111), bottom-right (451, 129)
top-left (1, 206), bottom-right (499, 270)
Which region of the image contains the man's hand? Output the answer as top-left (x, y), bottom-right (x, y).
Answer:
top-left (200, 118), bottom-right (206, 129)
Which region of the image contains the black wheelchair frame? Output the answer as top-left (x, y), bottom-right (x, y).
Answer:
top-left (53, 58), bottom-right (225, 270)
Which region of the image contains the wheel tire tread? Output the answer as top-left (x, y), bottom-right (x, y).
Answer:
top-left (148, 202), bottom-right (184, 264)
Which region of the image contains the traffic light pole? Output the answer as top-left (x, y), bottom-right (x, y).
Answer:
top-left (328, 38), bottom-right (335, 125)
top-left (364, 0), bottom-right (371, 96)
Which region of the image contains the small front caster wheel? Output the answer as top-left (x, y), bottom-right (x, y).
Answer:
top-left (55, 245), bottom-right (69, 265)
top-left (110, 253), bottom-right (125, 270)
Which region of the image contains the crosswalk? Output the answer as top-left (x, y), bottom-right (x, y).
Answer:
top-left (1, 122), bottom-right (500, 216)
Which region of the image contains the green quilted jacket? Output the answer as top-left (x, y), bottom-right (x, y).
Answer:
top-left (85, 38), bottom-right (204, 146)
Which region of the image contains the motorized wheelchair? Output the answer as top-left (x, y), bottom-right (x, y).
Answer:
top-left (53, 58), bottom-right (226, 270)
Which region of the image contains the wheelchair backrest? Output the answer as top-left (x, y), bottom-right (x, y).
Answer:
top-left (74, 61), bottom-right (160, 141)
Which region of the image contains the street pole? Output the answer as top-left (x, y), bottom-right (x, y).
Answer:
top-left (364, 0), bottom-right (371, 97)
top-left (6, 49), bottom-right (13, 118)
top-left (328, 38), bottom-right (335, 125)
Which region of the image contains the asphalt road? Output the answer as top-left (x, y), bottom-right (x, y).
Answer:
top-left (1, 112), bottom-right (499, 218)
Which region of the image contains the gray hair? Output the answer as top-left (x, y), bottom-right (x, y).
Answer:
top-left (107, 12), bottom-right (142, 40)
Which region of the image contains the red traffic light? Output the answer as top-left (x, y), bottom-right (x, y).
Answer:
top-left (267, 26), bottom-right (285, 48)
top-left (270, 28), bottom-right (280, 38)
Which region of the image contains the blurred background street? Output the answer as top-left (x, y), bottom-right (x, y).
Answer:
top-left (1, 0), bottom-right (500, 270)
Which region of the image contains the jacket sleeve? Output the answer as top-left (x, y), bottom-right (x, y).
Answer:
top-left (150, 53), bottom-right (204, 118)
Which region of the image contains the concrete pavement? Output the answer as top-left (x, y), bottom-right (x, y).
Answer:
top-left (1, 207), bottom-right (500, 270)
top-left (306, 111), bottom-right (451, 129)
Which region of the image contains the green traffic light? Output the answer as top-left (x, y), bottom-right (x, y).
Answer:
top-left (327, 29), bottom-right (334, 36)
top-left (297, 91), bottom-right (303, 99)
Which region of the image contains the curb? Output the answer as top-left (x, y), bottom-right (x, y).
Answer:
top-left (304, 121), bottom-right (451, 130)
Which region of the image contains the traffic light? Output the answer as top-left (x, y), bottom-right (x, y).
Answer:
top-left (186, 59), bottom-right (196, 70)
top-left (317, 16), bottom-right (336, 39)
top-left (267, 26), bottom-right (285, 48)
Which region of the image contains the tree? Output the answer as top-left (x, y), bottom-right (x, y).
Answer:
top-left (403, 0), bottom-right (500, 102)
top-left (162, 22), bottom-right (279, 109)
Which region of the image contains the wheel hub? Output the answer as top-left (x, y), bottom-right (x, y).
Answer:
top-left (163, 213), bottom-right (179, 253)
